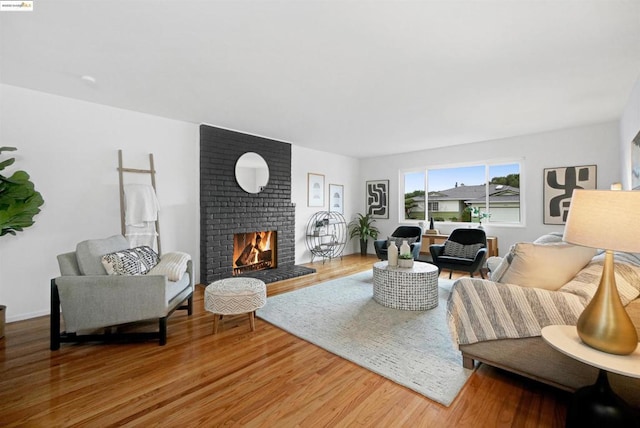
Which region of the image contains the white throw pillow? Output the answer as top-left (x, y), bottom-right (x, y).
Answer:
top-left (499, 242), bottom-right (596, 291)
top-left (148, 251), bottom-right (191, 281)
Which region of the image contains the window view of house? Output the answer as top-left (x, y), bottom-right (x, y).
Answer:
top-left (403, 163), bottom-right (521, 224)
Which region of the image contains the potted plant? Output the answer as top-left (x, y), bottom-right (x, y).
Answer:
top-left (348, 213), bottom-right (379, 255)
top-left (465, 206), bottom-right (490, 228)
top-left (398, 253), bottom-right (414, 268)
top-left (0, 147), bottom-right (44, 338)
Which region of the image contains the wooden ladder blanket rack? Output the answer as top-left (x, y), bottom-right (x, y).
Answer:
top-left (117, 149), bottom-right (162, 254)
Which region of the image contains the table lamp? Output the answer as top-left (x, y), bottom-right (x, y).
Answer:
top-left (563, 189), bottom-right (640, 355)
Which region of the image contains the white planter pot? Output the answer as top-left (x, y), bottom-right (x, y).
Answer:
top-left (398, 258), bottom-right (414, 268)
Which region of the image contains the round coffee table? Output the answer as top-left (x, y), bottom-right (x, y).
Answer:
top-left (372, 261), bottom-right (439, 311)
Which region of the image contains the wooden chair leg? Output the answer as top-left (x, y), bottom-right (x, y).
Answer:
top-left (213, 314), bottom-right (222, 334)
top-left (449, 270), bottom-right (453, 279)
top-left (249, 311), bottom-right (255, 331)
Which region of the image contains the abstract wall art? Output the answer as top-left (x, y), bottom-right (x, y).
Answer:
top-left (366, 179), bottom-right (389, 219)
top-left (543, 165), bottom-right (596, 224)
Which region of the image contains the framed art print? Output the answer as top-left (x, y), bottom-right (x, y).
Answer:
top-left (632, 129), bottom-right (640, 190)
top-left (366, 179), bottom-right (389, 219)
top-left (307, 173), bottom-right (325, 207)
top-left (329, 184), bottom-right (344, 214)
top-left (543, 165), bottom-right (596, 224)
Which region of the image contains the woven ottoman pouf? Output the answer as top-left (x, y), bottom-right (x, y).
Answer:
top-left (204, 277), bottom-right (267, 334)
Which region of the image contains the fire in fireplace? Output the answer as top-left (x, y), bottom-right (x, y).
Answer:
top-left (233, 231), bottom-right (276, 275)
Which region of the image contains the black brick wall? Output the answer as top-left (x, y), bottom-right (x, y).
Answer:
top-left (199, 125), bottom-right (297, 284)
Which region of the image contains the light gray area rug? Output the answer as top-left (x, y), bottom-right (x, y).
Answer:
top-left (256, 270), bottom-right (474, 406)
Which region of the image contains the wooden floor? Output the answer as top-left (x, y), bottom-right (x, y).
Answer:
top-left (0, 255), bottom-right (569, 427)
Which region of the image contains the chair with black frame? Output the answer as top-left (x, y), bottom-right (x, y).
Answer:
top-left (430, 228), bottom-right (487, 279)
top-left (373, 226), bottom-right (422, 261)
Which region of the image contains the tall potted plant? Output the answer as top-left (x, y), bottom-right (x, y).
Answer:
top-left (0, 147), bottom-right (44, 338)
top-left (348, 213), bottom-right (379, 255)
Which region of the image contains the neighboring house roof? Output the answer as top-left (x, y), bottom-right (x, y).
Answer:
top-left (426, 184), bottom-right (520, 204)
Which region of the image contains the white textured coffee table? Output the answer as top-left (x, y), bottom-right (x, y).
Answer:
top-left (372, 261), bottom-right (439, 311)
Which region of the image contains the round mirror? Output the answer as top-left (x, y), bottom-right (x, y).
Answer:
top-left (235, 152), bottom-right (269, 193)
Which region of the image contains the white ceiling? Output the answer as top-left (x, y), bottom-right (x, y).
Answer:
top-left (1, 1), bottom-right (639, 158)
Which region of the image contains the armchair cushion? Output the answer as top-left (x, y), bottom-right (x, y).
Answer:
top-left (101, 246), bottom-right (160, 276)
top-left (443, 241), bottom-right (484, 259)
top-left (76, 235), bottom-right (129, 275)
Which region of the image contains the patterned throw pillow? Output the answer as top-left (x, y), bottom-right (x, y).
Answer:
top-left (443, 241), bottom-right (483, 259)
top-left (101, 246), bottom-right (160, 275)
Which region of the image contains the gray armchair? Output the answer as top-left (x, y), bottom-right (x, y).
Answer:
top-left (51, 235), bottom-right (193, 350)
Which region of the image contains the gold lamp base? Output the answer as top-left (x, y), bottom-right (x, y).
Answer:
top-left (576, 250), bottom-right (639, 355)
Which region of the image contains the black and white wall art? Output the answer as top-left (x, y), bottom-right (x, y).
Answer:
top-left (543, 165), bottom-right (596, 224)
top-left (366, 179), bottom-right (389, 219)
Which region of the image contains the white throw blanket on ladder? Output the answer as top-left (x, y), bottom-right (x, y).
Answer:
top-left (124, 184), bottom-right (160, 250)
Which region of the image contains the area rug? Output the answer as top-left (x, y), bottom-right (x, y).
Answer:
top-left (256, 270), bottom-right (474, 406)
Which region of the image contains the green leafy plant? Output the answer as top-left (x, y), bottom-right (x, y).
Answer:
top-left (399, 253), bottom-right (413, 260)
top-left (0, 147), bottom-right (44, 236)
top-left (348, 213), bottom-right (379, 255)
top-left (465, 206), bottom-right (490, 222)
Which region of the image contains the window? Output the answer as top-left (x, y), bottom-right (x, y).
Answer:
top-left (402, 162), bottom-right (521, 224)
top-left (403, 171), bottom-right (425, 220)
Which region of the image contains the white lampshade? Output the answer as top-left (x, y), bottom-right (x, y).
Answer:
top-left (563, 189), bottom-right (640, 253)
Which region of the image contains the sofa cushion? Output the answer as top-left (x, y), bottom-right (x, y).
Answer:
top-left (101, 246), bottom-right (160, 276)
top-left (499, 242), bottom-right (597, 291)
top-left (443, 241), bottom-right (483, 259)
top-left (488, 252), bottom-right (514, 282)
top-left (76, 235), bottom-right (130, 275)
top-left (148, 251), bottom-right (191, 281)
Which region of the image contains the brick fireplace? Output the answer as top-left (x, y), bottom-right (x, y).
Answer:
top-left (199, 125), bottom-right (315, 284)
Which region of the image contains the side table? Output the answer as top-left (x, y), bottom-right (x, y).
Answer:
top-left (541, 325), bottom-right (640, 427)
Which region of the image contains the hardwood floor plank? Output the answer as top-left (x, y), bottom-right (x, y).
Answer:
top-left (0, 254), bottom-right (569, 426)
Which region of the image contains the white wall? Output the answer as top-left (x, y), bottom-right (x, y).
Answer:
top-left (359, 121), bottom-right (621, 256)
top-left (0, 84), bottom-right (200, 322)
top-left (620, 74), bottom-right (640, 189)
top-left (0, 81), bottom-right (628, 321)
top-left (292, 146), bottom-right (360, 263)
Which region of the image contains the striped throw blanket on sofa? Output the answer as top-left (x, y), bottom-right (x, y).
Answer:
top-left (447, 260), bottom-right (640, 346)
